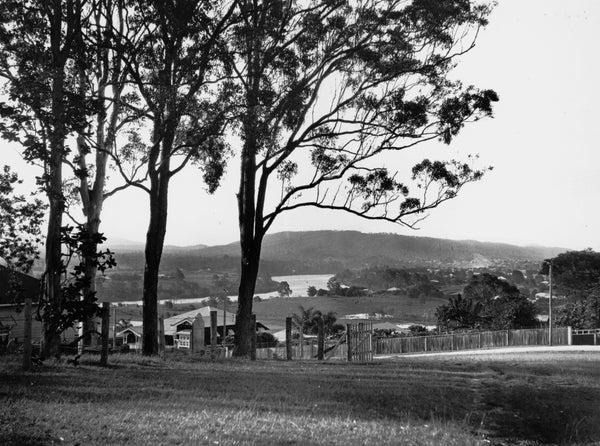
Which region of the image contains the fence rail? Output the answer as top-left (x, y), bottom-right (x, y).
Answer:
top-left (255, 340), bottom-right (348, 360)
top-left (376, 327), bottom-right (570, 355)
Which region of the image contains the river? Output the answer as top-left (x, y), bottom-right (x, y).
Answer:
top-left (116, 273), bottom-right (334, 306)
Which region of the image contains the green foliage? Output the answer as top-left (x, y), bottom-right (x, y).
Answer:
top-left (435, 293), bottom-right (482, 330)
top-left (278, 281), bottom-right (291, 297)
top-left (327, 277), bottom-right (342, 295)
top-left (0, 166), bottom-right (45, 273)
top-left (334, 266), bottom-right (444, 299)
top-left (407, 282), bottom-right (443, 299)
top-left (256, 331), bottom-right (277, 347)
top-left (408, 324), bottom-right (430, 336)
top-left (292, 305), bottom-right (341, 336)
top-left (464, 273), bottom-right (537, 329)
top-left (307, 286), bottom-right (317, 297)
top-left (511, 270), bottom-right (525, 285)
top-left (438, 273), bottom-right (538, 330)
top-left (40, 225), bottom-right (116, 337)
top-left (557, 293), bottom-right (600, 329)
top-left (203, 295), bottom-right (232, 308)
top-left (231, 0), bottom-right (498, 351)
top-left (542, 250), bottom-right (600, 299)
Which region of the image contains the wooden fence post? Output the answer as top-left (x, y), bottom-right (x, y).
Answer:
top-left (317, 317), bottom-right (324, 360)
top-left (112, 306), bottom-right (117, 348)
top-left (210, 310), bottom-right (218, 360)
top-left (299, 322), bottom-right (304, 359)
top-left (222, 299), bottom-right (227, 346)
top-left (192, 315), bottom-right (205, 353)
top-left (346, 324), bottom-right (353, 361)
top-left (285, 317), bottom-right (292, 360)
top-left (100, 303), bottom-right (110, 366)
top-left (157, 315), bottom-right (166, 359)
top-left (22, 298), bottom-right (32, 371)
top-left (250, 314), bottom-right (257, 361)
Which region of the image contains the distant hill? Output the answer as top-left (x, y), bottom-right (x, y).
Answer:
top-left (195, 230), bottom-right (566, 270)
top-left (105, 237), bottom-right (207, 253)
top-left (104, 230), bottom-right (567, 275)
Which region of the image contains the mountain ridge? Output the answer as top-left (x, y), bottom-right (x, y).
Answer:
top-left (193, 230), bottom-right (566, 269)
top-left (96, 230), bottom-right (569, 276)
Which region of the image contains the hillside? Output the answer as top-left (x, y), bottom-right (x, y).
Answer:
top-left (195, 230), bottom-right (566, 270)
top-left (104, 230), bottom-right (566, 276)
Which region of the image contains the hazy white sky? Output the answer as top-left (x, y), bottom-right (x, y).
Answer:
top-left (3, 0), bottom-right (600, 250)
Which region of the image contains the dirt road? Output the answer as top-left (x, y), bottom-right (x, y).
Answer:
top-left (376, 344), bottom-right (600, 358)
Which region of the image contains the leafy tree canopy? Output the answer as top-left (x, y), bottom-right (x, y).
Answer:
top-left (0, 166), bottom-right (45, 273)
top-left (542, 250), bottom-right (600, 298)
top-left (438, 273), bottom-right (537, 330)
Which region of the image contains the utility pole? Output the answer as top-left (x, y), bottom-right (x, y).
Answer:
top-left (548, 262), bottom-right (553, 346)
top-left (112, 305), bottom-right (117, 348)
top-left (223, 298), bottom-right (227, 346)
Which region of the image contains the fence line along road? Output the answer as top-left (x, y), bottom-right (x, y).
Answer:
top-left (376, 327), bottom-right (570, 355)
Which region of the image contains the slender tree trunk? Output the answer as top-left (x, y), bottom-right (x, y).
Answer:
top-left (78, 5), bottom-right (122, 346)
top-left (141, 125), bottom-right (173, 356)
top-left (42, 5), bottom-right (67, 356)
top-left (234, 123), bottom-right (261, 356)
top-left (235, 241), bottom-right (262, 356)
top-left (42, 149), bottom-right (64, 356)
top-left (81, 213), bottom-right (101, 345)
top-left (141, 189), bottom-right (168, 356)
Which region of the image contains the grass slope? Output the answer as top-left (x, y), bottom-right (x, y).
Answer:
top-left (2, 351), bottom-right (599, 445)
top-left (253, 294), bottom-right (447, 328)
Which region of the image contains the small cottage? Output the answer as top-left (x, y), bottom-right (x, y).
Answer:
top-left (164, 306), bottom-right (269, 349)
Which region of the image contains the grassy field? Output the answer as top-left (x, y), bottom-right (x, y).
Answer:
top-left (253, 294), bottom-right (446, 328)
top-left (1, 351), bottom-right (599, 445)
top-left (109, 294), bottom-right (446, 330)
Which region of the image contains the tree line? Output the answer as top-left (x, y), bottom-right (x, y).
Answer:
top-left (1, 0), bottom-right (499, 357)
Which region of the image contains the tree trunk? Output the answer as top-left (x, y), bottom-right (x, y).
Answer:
top-left (141, 181), bottom-right (169, 355)
top-left (42, 6), bottom-right (67, 356)
top-left (42, 173), bottom-right (63, 357)
top-left (233, 42), bottom-right (266, 356)
top-left (234, 244), bottom-right (261, 356)
top-left (234, 123), bottom-right (262, 356)
top-left (141, 121), bottom-right (173, 356)
top-left (81, 216), bottom-right (101, 346)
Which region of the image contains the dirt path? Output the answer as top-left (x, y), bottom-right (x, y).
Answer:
top-left (376, 345), bottom-right (600, 359)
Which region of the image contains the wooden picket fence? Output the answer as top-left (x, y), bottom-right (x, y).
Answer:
top-left (346, 322), bottom-right (373, 361)
top-left (255, 340), bottom-right (348, 360)
top-left (376, 327), bottom-right (570, 355)
top-left (255, 321), bottom-right (372, 361)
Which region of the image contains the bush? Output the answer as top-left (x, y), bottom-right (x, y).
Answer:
top-left (257, 332), bottom-right (277, 348)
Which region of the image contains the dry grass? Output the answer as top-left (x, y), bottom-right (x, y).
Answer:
top-left (1, 351), bottom-right (599, 445)
top-left (253, 294), bottom-right (446, 328)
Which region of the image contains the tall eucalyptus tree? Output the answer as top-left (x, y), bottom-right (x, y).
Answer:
top-left (0, 0), bottom-right (90, 355)
top-left (114, 0), bottom-right (236, 355)
top-left (228, 0), bottom-right (498, 355)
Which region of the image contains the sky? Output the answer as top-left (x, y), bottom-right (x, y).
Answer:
top-left (2, 0), bottom-right (600, 251)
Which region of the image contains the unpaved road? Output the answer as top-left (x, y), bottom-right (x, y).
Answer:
top-left (376, 344), bottom-right (600, 358)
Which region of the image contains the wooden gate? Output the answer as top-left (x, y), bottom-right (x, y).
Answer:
top-left (346, 322), bottom-right (373, 362)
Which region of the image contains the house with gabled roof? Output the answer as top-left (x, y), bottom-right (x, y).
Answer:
top-left (164, 306), bottom-right (268, 349)
top-left (117, 306), bottom-right (269, 350)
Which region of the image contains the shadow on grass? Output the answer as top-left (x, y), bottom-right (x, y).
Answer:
top-left (480, 380), bottom-right (600, 444)
top-left (1, 356), bottom-right (600, 445)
